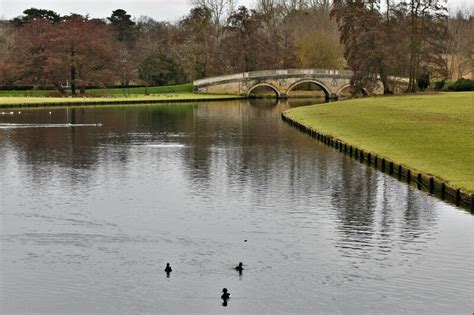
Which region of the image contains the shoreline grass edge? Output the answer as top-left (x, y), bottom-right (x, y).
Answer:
top-left (281, 111), bottom-right (474, 213)
top-left (0, 94), bottom-right (244, 109)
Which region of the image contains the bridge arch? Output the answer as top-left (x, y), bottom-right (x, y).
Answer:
top-left (247, 83), bottom-right (281, 98)
top-left (336, 84), bottom-right (368, 98)
top-left (286, 79), bottom-right (331, 99)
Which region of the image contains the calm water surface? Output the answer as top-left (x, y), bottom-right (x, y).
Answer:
top-left (0, 99), bottom-right (473, 314)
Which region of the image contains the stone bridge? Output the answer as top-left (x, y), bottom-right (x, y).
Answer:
top-left (193, 69), bottom-right (406, 99)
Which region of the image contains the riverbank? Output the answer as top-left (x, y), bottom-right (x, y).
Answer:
top-left (282, 92), bottom-right (474, 210)
top-left (0, 93), bottom-right (242, 108)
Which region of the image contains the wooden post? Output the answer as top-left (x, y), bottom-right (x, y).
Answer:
top-left (382, 159), bottom-right (386, 173)
top-left (389, 162), bottom-right (394, 175)
top-left (398, 165), bottom-right (402, 179)
top-left (407, 170), bottom-right (411, 184)
top-left (367, 153), bottom-right (371, 166)
top-left (471, 194), bottom-right (474, 213)
top-left (429, 177), bottom-right (434, 194)
top-left (417, 173), bottom-right (422, 190)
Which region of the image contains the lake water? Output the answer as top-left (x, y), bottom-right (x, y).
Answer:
top-left (1, 99), bottom-right (473, 314)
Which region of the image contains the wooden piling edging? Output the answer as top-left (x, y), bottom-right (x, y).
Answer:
top-left (281, 112), bottom-right (473, 212)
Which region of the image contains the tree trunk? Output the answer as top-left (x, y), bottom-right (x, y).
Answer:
top-left (379, 69), bottom-right (392, 94)
top-left (70, 65), bottom-right (76, 95)
top-left (407, 0), bottom-right (416, 92)
top-left (70, 43), bottom-right (76, 95)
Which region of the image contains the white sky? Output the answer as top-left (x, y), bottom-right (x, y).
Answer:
top-left (0, 0), bottom-right (471, 21)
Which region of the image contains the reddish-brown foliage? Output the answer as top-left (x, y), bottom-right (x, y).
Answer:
top-left (11, 16), bottom-right (122, 93)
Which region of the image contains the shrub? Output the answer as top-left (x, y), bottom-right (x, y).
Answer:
top-left (417, 73), bottom-right (430, 91)
top-left (434, 80), bottom-right (445, 91)
top-left (447, 78), bottom-right (474, 91)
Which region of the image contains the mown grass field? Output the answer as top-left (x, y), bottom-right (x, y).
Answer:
top-left (0, 93), bottom-right (241, 106)
top-left (284, 92), bottom-right (474, 192)
top-left (0, 83), bottom-right (194, 97)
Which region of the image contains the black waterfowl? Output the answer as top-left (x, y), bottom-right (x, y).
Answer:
top-left (164, 263), bottom-right (172, 273)
top-left (221, 288), bottom-right (231, 300)
top-left (235, 262), bottom-right (244, 272)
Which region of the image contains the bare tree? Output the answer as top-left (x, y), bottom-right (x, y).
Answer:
top-left (0, 21), bottom-right (18, 85)
top-left (191, 0), bottom-right (235, 43)
top-left (448, 11), bottom-right (474, 79)
top-left (404, 0), bottom-right (449, 91)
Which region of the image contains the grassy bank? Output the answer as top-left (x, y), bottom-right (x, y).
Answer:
top-left (0, 83), bottom-right (193, 97)
top-left (0, 93), bottom-right (241, 107)
top-left (284, 92), bottom-right (474, 193)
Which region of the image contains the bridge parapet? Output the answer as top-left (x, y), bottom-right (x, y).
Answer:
top-left (194, 69), bottom-right (354, 87)
top-left (194, 73), bottom-right (246, 86)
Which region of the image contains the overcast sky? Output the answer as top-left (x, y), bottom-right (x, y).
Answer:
top-left (0, 0), bottom-right (471, 21)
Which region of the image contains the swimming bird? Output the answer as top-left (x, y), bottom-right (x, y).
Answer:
top-left (235, 262), bottom-right (244, 272)
top-left (48, 112), bottom-right (52, 115)
top-left (221, 288), bottom-right (231, 300)
top-left (164, 263), bottom-right (172, 274)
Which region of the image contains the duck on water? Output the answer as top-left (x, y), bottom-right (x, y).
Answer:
top-left (235, 262), bottom-right (244, 276)
top-left (164, 263), bottom-right (172, 277)
top-left (221, 288), bottom-right (231, 307)
top-left (221, 288), bottom-right (231, 299)
top-left (235, 262), bottom-right (244, 272)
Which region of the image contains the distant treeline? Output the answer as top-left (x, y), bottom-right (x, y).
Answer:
top-left (0, 0), bottom-right (472, 95)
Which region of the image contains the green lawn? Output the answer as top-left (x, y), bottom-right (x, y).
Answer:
top-left (284, 92), bottom-right (474, 193)
top-left (0, 92), bottom-right (241, 106)
top-left (0, 83), bottom-right (193, 97)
